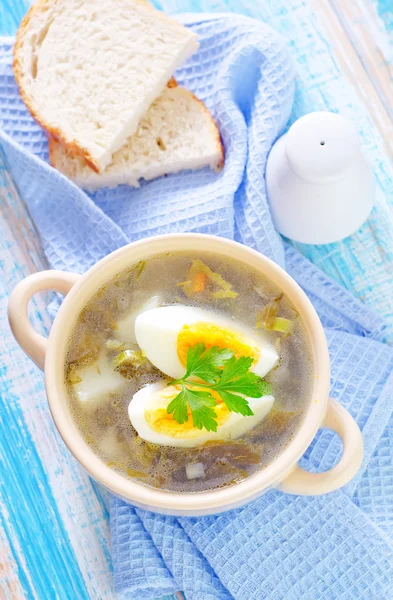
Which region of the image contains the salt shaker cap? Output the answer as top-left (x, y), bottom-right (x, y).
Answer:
top-left (286, 112), bottom-right (361, 182)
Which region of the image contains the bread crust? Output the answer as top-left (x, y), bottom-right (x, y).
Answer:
top-left (49, 86), bottom-right (224, 185)
top-left (13, 0), bottom-right (103, 172)
top-left (13, 0), bottom-right (198, 173)
top-left (190, 93), bottom-right (224, 171)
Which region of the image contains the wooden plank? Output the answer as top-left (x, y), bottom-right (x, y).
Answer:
top-left (328, 0), bottom-right (393, 124)
top-left (318, 0), bottom-right (393, 157)
top-left (0, 517), bottom-right (33, 600)
top-left (0, 149), bottom-right (116, 600)
top-left (0, 0), bottom-right (28, 35)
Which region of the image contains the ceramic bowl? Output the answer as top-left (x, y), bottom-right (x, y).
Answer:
top-left (8, 234), bottom-right (363, 516)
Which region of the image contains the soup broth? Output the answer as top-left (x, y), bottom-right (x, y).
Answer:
top-left (65, 251), bottom-right (313, 492)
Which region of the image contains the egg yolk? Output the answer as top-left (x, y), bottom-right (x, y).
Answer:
top-left (177, 321), bottom-right (260, 367)
top-left (144, 386), bottom-right (231, 438)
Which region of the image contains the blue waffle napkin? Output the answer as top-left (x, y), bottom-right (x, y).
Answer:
top-left (2, 12), bottom-right (393, 600)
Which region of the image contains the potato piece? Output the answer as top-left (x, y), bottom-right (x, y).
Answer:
top-left (114, 296), bottom-right (161, 344)
top-left (71, 352), bottom-right (125, 409)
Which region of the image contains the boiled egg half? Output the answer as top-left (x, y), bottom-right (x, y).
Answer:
top-left (128, 380), bottom-right (274, 447)
top-left (134, 305), bottom-right (279, 380)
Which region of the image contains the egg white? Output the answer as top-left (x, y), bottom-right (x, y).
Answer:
top-left (128, 380), bottom-right (275, 448)
top-left (134, 305), bottom-right (278, 380)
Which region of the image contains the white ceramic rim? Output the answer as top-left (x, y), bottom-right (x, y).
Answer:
top-left (45, 234), bottom-right (330, 514)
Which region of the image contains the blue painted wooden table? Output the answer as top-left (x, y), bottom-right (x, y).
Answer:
top-left (1, 1), bottom-right (393, 599)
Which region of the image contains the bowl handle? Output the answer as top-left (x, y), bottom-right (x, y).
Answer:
top-left (277, 398), bottom-right (364, 495)
top-left (8, 270), bottom-right (81, 371)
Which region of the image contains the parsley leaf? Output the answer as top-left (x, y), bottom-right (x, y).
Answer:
top-left (214, 356), bottom-right (273, 398)
top-left (167, 385), bottom-right (218, 431)
top-left (166, 386), bottom-right (189, 424)
top-left (186, 389), bottom-right (218, 431)
top-left (216, 390), bottom-right (254, 416)
top-left (183, 342), bottom-right (234, 383)
top-left (167, 344), bottom-right (274, 431)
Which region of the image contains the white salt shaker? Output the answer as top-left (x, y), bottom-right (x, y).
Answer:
top-left (266, 112), bottom-right (375, 244)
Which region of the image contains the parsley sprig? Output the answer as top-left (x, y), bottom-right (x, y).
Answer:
top-left (167, 343), bottom-right (272, 432)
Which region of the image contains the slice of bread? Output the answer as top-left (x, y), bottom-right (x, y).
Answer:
top-left (48, 85), bottom-right (224, 190)
top-left (13, 0), bottom-right (198, 172)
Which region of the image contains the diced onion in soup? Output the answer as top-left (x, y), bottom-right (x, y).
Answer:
top-left (186, 462), bottom-right (205, 480)
top-left (106, 338), bottom-right (124, 350)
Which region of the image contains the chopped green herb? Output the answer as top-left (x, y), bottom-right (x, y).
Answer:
top-left (167, 343), bottom-right (273, 431)
top-left (113, 349), bottom-right (146, 368)
top-left (134, 437), bottom-right (159, 468)
top-left (256, 295), bottom-right (282, 329)
top-left (271, 317), bottom-right (293, 334)
top-left (135, 260), bottom-right (146, 281)
top-left (211, 288), bottom-right (238, 299)
top-left (113, 349), bottom-right (148, 380)
top-left (106, 338), bottom-right (124, 350)
top-left (126, 468), bottom-right (148, 478)
top-left (256, 297), bottom-right (293, 335)
top-left (68, 368), bottom-right (82, 384)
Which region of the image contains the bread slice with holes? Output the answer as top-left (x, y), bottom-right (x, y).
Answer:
top-left (13, 0), bottom-right (199, 172)
top-left (48, 84), bottom-right (224, 190)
